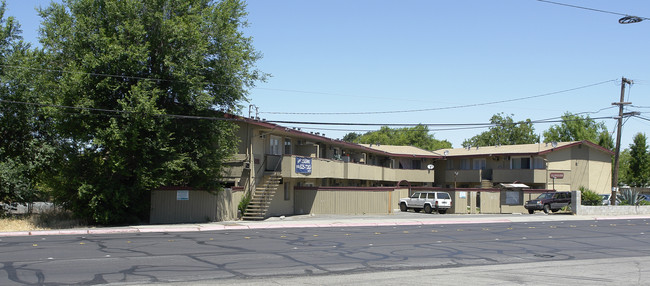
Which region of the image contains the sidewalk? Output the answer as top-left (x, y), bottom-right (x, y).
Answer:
top-left (3, 212), bottom-right (650, 237)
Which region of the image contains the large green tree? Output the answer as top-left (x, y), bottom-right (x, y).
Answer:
top-left (0, 2), bottom-right (55, 207)
top-left (543, 112), bottom-right (613, 149)
top-left (344, 125), bottom-right (452, 151)
top-left (622, 133), bottom-right (649, 187)
top-left (38, 0), bottom-right (264, 224)
top-left (462, 113), bottom-right (539, 148)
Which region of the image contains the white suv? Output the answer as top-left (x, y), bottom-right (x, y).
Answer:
top-left (399, 192), bottom-right (452, 214)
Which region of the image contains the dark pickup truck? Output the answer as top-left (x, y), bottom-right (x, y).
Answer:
top-left (524, 192), bottom-right (572, 214)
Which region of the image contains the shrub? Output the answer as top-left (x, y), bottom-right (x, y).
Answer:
top-left (580, 186), bottom-right (602, 206)
top-left (238, 192), bottom-right (252, 217)
top-left (619, 188), bottom-right (645, 205)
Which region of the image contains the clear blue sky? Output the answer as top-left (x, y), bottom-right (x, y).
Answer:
top-left (5, 0), bottom-right (650, 149)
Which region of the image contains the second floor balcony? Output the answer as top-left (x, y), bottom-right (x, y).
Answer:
top-left (446, 168), bottom-right (549, 184)
top-left (279, 155), bottom-right (433, 183)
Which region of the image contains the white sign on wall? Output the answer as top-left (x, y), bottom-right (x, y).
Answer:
top-left (176, 190), bottom-right (189, 201)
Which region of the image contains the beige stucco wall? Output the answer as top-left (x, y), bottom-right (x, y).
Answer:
top-left (266, 182), bottom-right (294, 217)
top-left (282, 155), bottom-right (434, 183)
top-left (450, 190), bottom-right (469, 214)
top-left (546, 148), bottom-right (573, 191)
top-left (294, 188), bottom-right (407, 215)
top-left (479, 191), bottom-right (501, 213)
top-left (587, 148), bottom-right (612, 194)
top-left (150, 189), bottom-right (240, 224)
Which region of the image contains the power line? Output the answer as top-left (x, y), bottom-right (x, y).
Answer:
top-left (271, 116), bottom-right (614, 128)
top-left (261, 79), bottom-right (617, 115)
top-left (0, 64), bottom-right (241, 89)
top-left (1, 97), bottom-right (617, 133)
top-left (536, 0), bottom-right (650, 20)
top-left (634, 115), bottom-right (650, 123)
top-left (0, 99), bottom-right (238, 122)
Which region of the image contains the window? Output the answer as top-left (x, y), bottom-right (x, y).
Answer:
top-left (269, 136), bottom-right (281, 155)
top-left (284, 139), bottom-right (292, 155)
top-left (511, 157), bottom-right (531, 169)
top-left (505, 191), bottom-right (521, 204)
top-left (412, 160), bottom-right (422, 170)
top-left (473, 158), bottom-right (486, 170)
top-left (447, 159), bottom-right (454, 169)
top-left (428, 193), bottom-right (435, 199)
top-left (460, 159), bottom-right (470, 170)
top-left (534, 157), bottom-right (545, 169)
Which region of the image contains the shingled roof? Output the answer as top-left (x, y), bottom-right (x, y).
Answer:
top-left (433, 141), bottom-right (613, 157)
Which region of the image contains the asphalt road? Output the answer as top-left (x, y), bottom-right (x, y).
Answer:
top-left (2, 218), bottom-right (650, 285)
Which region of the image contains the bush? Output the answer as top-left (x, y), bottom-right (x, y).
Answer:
top-left (580, 187), bottom-right (602, 206)
top-left (238, 192), bottom-right (251, 217)
top-left (619, 188), bottom-right (646, 205)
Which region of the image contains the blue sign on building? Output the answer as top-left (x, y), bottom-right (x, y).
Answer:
top-left (295, 157), bottom-right (312, 174)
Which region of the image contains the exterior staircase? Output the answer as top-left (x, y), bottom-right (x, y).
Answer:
top-left (242, 173), bottom-right (281, 220)
top-left (481, 180), bottom-right (493, 189)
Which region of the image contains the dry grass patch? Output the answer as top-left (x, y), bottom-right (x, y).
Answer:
top-left (0, 210), bottom-right (86, 232)
top-left (0, 217), bottom-right (46, 232)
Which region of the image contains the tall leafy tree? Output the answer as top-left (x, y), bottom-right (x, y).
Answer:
top-left (462, 113), bottom-right (539, 148)
top-left (623, 133), bottom-right (649, 187)
top-left (344, 125), bottom-right (452, 151)
top-left (0, 2), bottom-right (55, 207)
top-left (543, 112), bottom-right (613, 149)
top-left (38, 0), bottom-right (265, 224)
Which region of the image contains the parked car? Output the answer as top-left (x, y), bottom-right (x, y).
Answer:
top-left (399, 192), bottom-right (452, 214)
top-left (524, 192), bottom-right (572, 214)
top-left (600, 194), bottom-right (611, 205)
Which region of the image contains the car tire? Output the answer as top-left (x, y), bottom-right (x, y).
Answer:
top-left (543, 204), bottom-right (551, 214)
top-left (528, 209), bottom-right (534, 214)
top-left (400, 202), bottom-right (407, 212)
top-left (438, 209), bottom-right (447, 214)
top-left (424, 204), bottom-right (432, 214)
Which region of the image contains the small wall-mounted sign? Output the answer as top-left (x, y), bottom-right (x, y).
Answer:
top-left (176, 190), bottom-right (189, 201)
top-left (295, 157), bottom-right (312, 174)
top-left (550, 173), bottom-right (564, 179)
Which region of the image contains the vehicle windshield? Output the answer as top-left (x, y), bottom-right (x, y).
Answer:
top-left (410, 193), bottom-right (420, 198)
top-left (536, 193), bottom-right (554, 199)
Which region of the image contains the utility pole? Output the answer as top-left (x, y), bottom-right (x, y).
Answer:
top-left (611, 77), bottom-right (633, 204)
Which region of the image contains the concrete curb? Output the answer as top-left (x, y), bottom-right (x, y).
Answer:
top-left (2, 215), bottom-right (650, 237)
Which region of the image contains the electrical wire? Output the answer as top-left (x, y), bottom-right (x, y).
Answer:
top-left (0, 64), bottom-right (241, 89)
top-left (261, 79), bottom-right (618, 115)
top-left (0, 99), bottom-right (238, 122)
top-left (536, 0), bottom-right (650, 20)
top-left (1, 97), bottom-right (617, 133)
top-left (634, 115), bottom-right (650, 123)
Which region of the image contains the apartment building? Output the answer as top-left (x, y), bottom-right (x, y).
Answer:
top-left (433, 141), bottom-right (613, 194)
top-left (224, 116), bottom-right (442, 219)
top-left (151, 115), bottom-right (613, 222)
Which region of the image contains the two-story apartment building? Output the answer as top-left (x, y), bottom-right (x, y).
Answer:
top-left (224, 115), bottom-right (442, 219)
top-left (432, 141), bottom-right (613, 194)
top-left (150, 114), bottom-right (614, 223)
